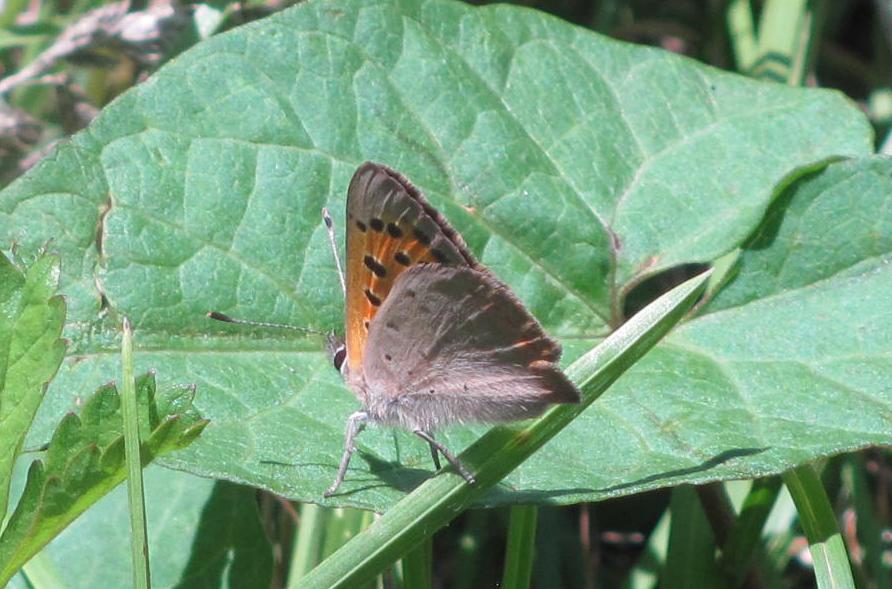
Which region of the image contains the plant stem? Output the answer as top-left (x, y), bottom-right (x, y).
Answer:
top-left (783, 464), bottom-right (855, 589)
top-left (502, 505), bottom-right (538, 589)
top-left (121, 317), bottom-right (151, 589)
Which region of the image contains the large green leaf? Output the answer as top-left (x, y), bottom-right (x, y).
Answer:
top-left (0, 254), bottom-right (65, 524)
top-left (568, 157), bottom-right (892, 498)
top-left (0, 0), bottom-right (878, 511)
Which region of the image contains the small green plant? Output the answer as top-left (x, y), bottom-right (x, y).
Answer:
top-left (0, 253), bottom-right (208, 586)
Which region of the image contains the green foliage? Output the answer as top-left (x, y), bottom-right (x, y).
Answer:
top-left (0, 254), bottom-right (65, 524)
top-left (0, 0), bottom-right (890, 585)
top-left (0, 370), bottom-right (208, 585)
top-left (11, 466), bottom-right (272, 589)
top-left (0, 0), bottom-right (880, 515)
top-left (664, 486), bottom-right (723, 588)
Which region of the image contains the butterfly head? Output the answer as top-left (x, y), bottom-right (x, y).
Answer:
top-left (326, 332), bottom-right (347, 376)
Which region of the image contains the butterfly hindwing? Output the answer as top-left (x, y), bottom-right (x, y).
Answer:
top-left (362, 264), bottom-right (580, 431)
top-left (344, 162), bottom-right (476, 371)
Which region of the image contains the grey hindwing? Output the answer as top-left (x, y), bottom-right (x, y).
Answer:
top-left (362, 264), bottom-right (580, 430)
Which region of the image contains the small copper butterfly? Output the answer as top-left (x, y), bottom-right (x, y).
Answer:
top-left (322, 162), bottom-right (580, 496)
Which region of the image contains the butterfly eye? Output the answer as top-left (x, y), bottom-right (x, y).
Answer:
top-left (332, 345), bottom-right (347, 372)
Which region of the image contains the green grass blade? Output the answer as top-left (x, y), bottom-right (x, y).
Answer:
top-left (502, 505), bottom-right (538, 589)
top-left (400, 536), bottom-right (432, 589)
top-left (752, 0), bottom-right (819, 84)
top-left (299, 270), bottom-right (711, 588)
top-left (726, 0), bottom-right (758, 71)
top-left (288, 503), bottom-right (326, 586)
top-left (629, 508), bottom-right (670, 589)
top-left (453, 510), bottom-right (489, 589)
top-left (121, 318), bottom-right (151, 589)
top-left (720, 477), bottom-right (782, 586)
top-left (664, 486), bottom-right (723, 589)
top-left (783, 464), bottom-right (855, 589)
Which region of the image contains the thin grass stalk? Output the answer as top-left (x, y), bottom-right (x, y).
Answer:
top-left (726, 0), bottom-right (758, 71)
top-left (720, 477), bottom-right (782, 587)
top-left (783, 464), bottom-right (855, 589)
top-left (502, 505), bottom-right (538, 589)
top-left (121, 317), bottom-right (150, 589)
top-left (664, 486), bottom-right (722, 588)
top-left (288, 503), bottom-right (326, 586)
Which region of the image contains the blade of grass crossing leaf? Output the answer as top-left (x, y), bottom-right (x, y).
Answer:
top-left (699, 249), bottom-right (740, 309)
top-left (502, 505), bottom-right (538, 589)
top-left (664, 486), bottom-right (723, 589)
top-left (720, 477), bottom-right (782, 587)
top-left (299, 271), bottom-right (711, 588)
top-left (783, 465), bottom-right (855, 589)
top-left (287, 503), bottom-right (326, 586)
top-left (121, 318), bottom-right (150, 589)
top-left (401, 536), bottom-right (432, 589)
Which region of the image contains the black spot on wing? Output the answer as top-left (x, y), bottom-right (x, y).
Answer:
top-left (413, 227), bottom-right (431, 245)
top-left (431, 249), bottom-right (448, 263)
top-left (386, 223), bottom-right (403, 238)
top-left (363, 255), bottom-right (387, 277)
top-left (365, 289), bottom-right (382, 306)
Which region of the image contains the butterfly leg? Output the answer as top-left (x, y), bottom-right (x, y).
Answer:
top-left (413, 430), bottom-right (476, 485)
top-left (428, 440), bottom-right (442, 471)
top-left (324, 410), bottom-right (368, 497)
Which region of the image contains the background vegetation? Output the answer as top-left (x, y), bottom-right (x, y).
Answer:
top-left (1, 0), bottom-right (890, 587)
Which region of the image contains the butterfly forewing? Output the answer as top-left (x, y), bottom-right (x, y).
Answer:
top-left (344, 163), bottom-right (476, 371)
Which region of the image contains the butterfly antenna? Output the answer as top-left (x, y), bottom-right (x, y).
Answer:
top-left (207, 311), bottom-right (323, 336)
top-left (322, 207), bottom-right (347, 299)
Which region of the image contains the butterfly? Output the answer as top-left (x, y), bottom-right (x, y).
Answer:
top-left (322, 162), bottom-right (580, 497)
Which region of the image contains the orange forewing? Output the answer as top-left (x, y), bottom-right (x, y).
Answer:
top-left (343, 163), bottom-right (476, 371)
